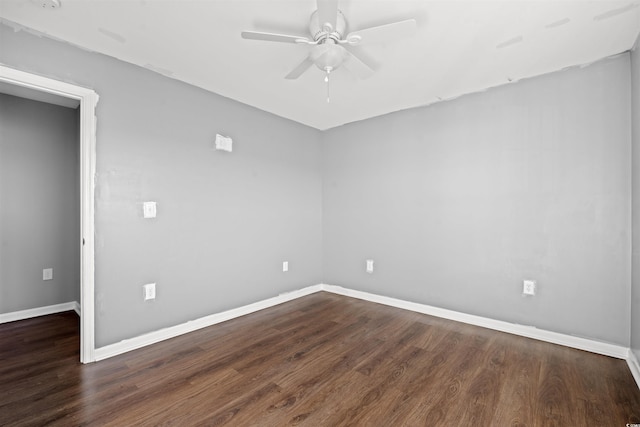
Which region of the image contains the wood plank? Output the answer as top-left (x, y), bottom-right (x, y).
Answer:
top-left (1, 293), bottom-right (639, 426)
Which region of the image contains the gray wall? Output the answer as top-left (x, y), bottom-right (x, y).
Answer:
top-left (0, 94), bottom-right (80, 313)
top-left (632, 34), bottom-right (640, 360)
top-left (0, 22), bottom-right (323, 347)
top-left (1, 20), bottom-right (635, 351)
top-left (323, 54), bottom-right (632, 346)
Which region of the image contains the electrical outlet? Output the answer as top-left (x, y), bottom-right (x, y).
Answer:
top-left (42, 268), bottom-right (53, 281)
top-left (143, 283), bottom-right (156, 301)
top-left (523, 280), bottom-right (536, 296)
top-left (282, 261), bottom-right (289, 272)
top-left (366, 259), bottom-right (374, 274)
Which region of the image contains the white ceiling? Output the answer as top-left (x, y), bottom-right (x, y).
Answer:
top-left (1, 0), bottom-right (639, 130)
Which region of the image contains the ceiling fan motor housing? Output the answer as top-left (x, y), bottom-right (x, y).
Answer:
top-left (309, 10), bottom-right (346, 41)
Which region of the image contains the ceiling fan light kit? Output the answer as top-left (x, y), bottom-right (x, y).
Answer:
top-left (241, 0), bottom-right (417, 102)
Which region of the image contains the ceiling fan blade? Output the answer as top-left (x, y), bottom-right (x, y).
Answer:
top-left (310, 43), bottom-right (332, 61)
top-left (316, 0), bottom-right (339, 31)
top-left (241, 31), bottom-right (310, 44)
top-left (285, 56), bottom-right (315, 80)
top-left (346, 19), bottom-right (417, 45)
top-left (341, 47), bottom-right (374, 79)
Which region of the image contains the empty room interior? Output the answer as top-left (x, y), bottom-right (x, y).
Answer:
top-left (1, 0), bottom-right (640, 424)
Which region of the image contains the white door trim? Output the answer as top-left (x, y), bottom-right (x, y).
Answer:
top-left (0, 65), bottom-right (98, 363)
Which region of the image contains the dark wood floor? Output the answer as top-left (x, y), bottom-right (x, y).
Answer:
top-left (1, 292), bottom-right (639, 426)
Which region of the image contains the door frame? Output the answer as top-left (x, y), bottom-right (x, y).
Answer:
top-left (0, 65), bottom-right (98, 363)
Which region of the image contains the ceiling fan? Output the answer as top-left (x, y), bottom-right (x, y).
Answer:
top-left (241, 0), bottom-right (417, 101)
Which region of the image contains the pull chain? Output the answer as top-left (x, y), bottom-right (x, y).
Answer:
top-left (325, 68), bottom-right (331, 103)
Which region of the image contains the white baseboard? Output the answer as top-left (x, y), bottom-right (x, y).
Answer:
top-left (0, 301), bottom-right (80, 324)
top-left (93, 284), bottom-right (323, 361)
top-left (628, 350), bottom-right (640, 390)
top-left (92, 282), bottom-right (630, 366)
top-left (320, 284), bottom-right (629, 359)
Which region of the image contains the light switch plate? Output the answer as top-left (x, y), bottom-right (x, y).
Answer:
top-left (43, 268), bottom-right (53, 281)
top-left (283, 261), bottom-right (289, 272)
top-left (143, 201), bottom-right (157, 218)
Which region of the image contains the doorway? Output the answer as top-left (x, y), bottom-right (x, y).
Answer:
top-left (0, 65), bottom-right (97, 363)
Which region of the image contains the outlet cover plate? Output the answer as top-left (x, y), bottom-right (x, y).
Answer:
top-left (43, 268), bottom-right (53, 281)
top-left (366, 259), bottom-right (374, 274)
top-left (144, 283), bottom-right (156, 300)
top-left (523, 280), bottom-right (536, 296)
